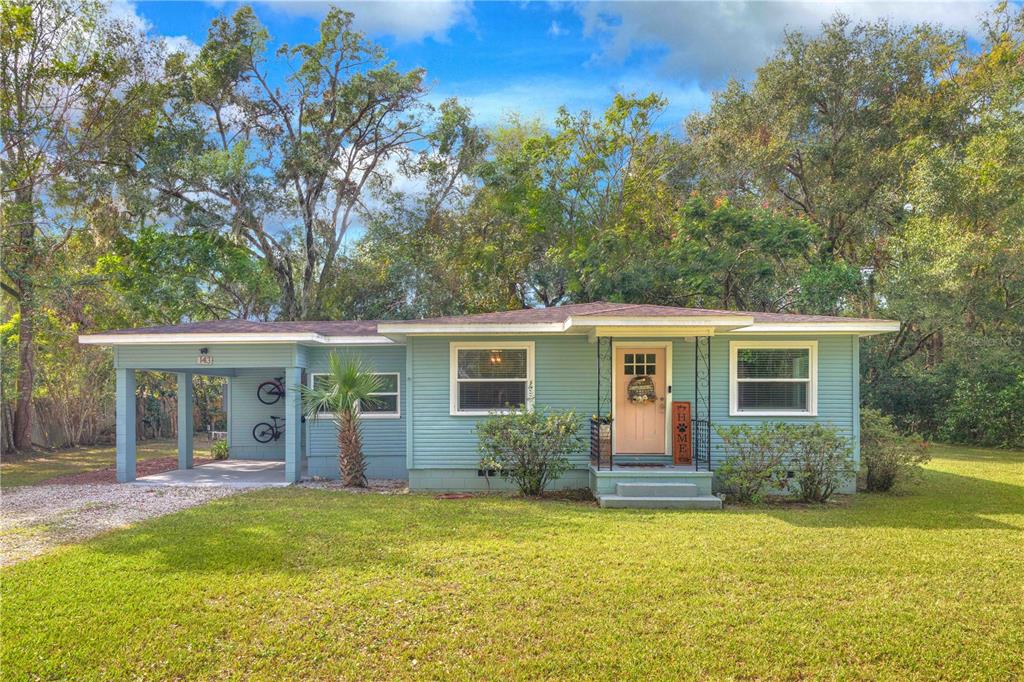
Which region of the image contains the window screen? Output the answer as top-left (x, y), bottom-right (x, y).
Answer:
top-left (454, 347), bottom-right (531, 413)
top-left (733, 346), bottom-right (813, 413)
top-left (361, 373), bottom-right (399, 416)
top-left (311, 372), bottom-right (400, 417)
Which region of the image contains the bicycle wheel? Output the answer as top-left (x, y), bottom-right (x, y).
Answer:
top-left (252, 422), bottom-right (275, 443)
top-left (257, 381), bottom-right (282, 405)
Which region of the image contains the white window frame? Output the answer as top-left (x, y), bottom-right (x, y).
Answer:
top-left (729, 340), bottom-right (818, 417)
top-left (309, 371), bottom-right (401, 420)
top-left (450, 341), bottom-right (535, 416)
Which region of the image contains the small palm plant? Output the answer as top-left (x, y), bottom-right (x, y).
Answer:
top-left (298, 354), bottom-right (383, 487)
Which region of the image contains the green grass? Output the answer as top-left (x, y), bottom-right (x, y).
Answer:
top-left (0, 440), bottom-right (209, 488)
top-left (2, 446), bottom-right (1022, 680)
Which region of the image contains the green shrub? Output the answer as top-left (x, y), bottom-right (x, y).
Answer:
top-left (862, 348), bottom-right (1024, 448)
top-left (211, 439), bottom-right (229, 460)
top-left (860, 408), bottom-right (930, 492)
top-left (786, 423), bottom-right (855, 503)
top-left (715, 423), bottom-right (792, 503)
top-left (475, 406), bottom-right (582, 496)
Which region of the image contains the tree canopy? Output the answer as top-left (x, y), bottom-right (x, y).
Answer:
top-left (2, 1), bottom-right (1022, 451)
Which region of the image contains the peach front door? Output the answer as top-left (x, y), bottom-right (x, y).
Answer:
top-left (615, 347), bottom-right (668, 454)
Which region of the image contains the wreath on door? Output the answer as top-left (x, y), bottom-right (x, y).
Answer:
top-left (627, 375), bottom-right (657, 404)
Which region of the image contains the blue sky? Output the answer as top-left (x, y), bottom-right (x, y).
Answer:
top-left (122, 0), bottom-right (1003, 135)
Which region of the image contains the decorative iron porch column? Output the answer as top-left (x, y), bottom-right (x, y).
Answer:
top-left (694, 336), bottom-right (712, 471)
top-left (591, 336), bottom-right (614, 470)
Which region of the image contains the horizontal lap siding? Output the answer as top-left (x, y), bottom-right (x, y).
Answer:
top-left (411, 336), bottom-right (597, 470)
top-left (229, 368), bottom-right (287, 460)
top-left (304, 346), bottom-right (408, 479)
top-left (115, 343), bottom-right (304, 370)
top-left (409, 334), bottom-right (859, 474)
top-left (708, 334), bottom-right (857, 469)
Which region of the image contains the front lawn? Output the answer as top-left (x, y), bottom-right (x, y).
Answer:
top-left (2, 445), bottom-right (1022, 679)
top-left (0, 440), bottom-right (210, 488)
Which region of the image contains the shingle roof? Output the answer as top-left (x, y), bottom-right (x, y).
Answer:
top-left (381, 302), bottom-right (887, 325)
top-left (96, 319), bottom-right (381, 336)
top-left (84, 302), bottom-right (894, 338)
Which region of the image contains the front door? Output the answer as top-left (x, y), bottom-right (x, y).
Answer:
top-left (615, 347), bottom-right (667, 454)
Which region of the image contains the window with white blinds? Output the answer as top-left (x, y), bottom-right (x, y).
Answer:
top-left (450, 342), bottom-right (534, 415)
top-left (729, 341), bottom-right (817, 416)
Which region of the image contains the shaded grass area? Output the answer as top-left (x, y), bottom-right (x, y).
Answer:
top-left (0, 440), bottom-right (211, 488)
top-left (2, 447), bottom-right (1022, 680)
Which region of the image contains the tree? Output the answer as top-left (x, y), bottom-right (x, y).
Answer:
top-left (145, 6), bottom-right (427, 320)
top-left (1, 0), bottom-right (150, 450)
top-left (353, 99), bottom-right (495, 318)
top-left (862, 4), bottom-right (1024, 445)
top-left (97, 227), bottom-right (280, 322)
top-left (298, 354), bottom-right (383, 486)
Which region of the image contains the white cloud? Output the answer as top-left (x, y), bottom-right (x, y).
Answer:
top-left (548, 19), bottom-right (567, 37)
top-left (162, 34), bottom-right (201, 58)
top-left (107, 0), bottom-right (199, 57)
top-left (575, 0), bottom-right (1000, 86)
top-left (255, 0), bottom-right (474, 42)
top-left (430, 75), bottom-right (711, 131)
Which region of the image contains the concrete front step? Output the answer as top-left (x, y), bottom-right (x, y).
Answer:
top-left (598, 494), bottom-right (723, 510)
top-left (617, 482), bottom-right (698, 498)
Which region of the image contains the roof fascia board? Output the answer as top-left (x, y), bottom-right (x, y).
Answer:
top-left (375, 322), bottom-right (572, 335)
top-left (79, 333), bottom-right (396, 346)
top-left (568, 315), bottom-right (755, 329)
top-left (589, 325), bottom-right (718, 339)
top-left (320, 336), bottom-right (398, 345)
top-left (730, 322), bottom-right (900, 335)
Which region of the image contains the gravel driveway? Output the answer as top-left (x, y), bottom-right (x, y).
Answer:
top-left (1, 484), bottom-right (242, 566)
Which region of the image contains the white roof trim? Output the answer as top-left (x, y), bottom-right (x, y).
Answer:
top-left (377, 315), bottom-right (756, 336)
top-left (567, 314), bottom-right (754, 329)
top-left (78, 333), bottom-right (396, 346)
top-left (80, 317), bottom-right (901, 345)
top-left (732, 321), bottom-right (901, 335)
top-left (375, 321), bottom-right (572, 335)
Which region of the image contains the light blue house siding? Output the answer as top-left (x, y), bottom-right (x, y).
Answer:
top-left (112, 333), bottom-right (860, 490)
top-left (407, 335), bottom-right (596, 490)
top-left (405, 333), bottom-right (860, 491)
top-left (304, 345), bottom-right (408, 480)
top-left (707, 334), bottom-right (860, 472)
top-left (114, 343), bottom-right (306, 371)
top-left (228, 369), bottom-right (292, 460)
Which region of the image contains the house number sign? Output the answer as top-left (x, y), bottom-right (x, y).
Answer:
top-left (197, 354), bottom-right (214, 366)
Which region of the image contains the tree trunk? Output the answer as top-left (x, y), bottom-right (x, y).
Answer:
top-left (338, 411), bottom-right (366, 487)
top-left (12, 292), bottom-right (36, 451)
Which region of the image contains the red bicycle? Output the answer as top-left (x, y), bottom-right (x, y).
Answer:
top-left (257, 376), bottom-right (285, 405)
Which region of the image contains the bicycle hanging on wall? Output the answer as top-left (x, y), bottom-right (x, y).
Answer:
top-left (252, 416), bottom-right (286, 443)
top-left (257, 377), bottom-right (285, 405)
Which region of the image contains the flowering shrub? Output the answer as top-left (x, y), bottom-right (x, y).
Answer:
top-left (476, 406), bottom-right (582, 496)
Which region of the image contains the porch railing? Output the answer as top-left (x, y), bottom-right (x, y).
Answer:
top-left (590, 416), bottom-right (612, 470)
top-left (692, 418), bottom-right (712, 471)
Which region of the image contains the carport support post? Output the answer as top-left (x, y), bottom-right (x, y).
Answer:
top-left (116, 368), bottom-right (137, 482)
top-left (177, 372), bottom-right (194, 470)
top-left (284, 366), bottom-right (302, 483)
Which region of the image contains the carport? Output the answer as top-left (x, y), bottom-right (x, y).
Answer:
top-left (134, 460), bottom-right (292, 487)
top-left (79, 323), bottom-right (316, 484)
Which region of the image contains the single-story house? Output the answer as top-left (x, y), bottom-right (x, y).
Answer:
top-left (79, 302), bottom-right (899, 508)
